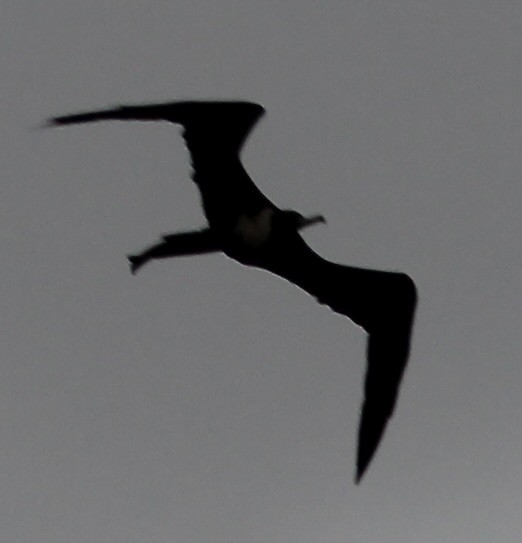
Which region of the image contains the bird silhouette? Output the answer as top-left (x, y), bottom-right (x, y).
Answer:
top-left (48, 100), bottom-right (417, 483)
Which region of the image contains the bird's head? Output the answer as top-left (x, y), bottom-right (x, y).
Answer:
top-left (278, 210), bottom-right (327, 231)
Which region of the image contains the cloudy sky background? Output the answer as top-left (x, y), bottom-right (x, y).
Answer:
top-left (3, 2), bottom-right (522, 542)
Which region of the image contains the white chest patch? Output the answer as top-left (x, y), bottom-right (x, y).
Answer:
top-left (234, 208), bottom-right (274, 247)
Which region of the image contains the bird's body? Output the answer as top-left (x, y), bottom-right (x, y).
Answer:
top-left (234, 208), bottom-right (275, 248)
top-left (49, 100), bottom-right (417, 483)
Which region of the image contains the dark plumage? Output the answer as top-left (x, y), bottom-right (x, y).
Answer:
top-left (48, 100), bottom-right (417, 483)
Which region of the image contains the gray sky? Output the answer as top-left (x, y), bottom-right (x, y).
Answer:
top-left (2, 2), bottom-right (522, 542)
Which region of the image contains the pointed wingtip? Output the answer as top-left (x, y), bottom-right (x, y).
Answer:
top-left (45, 114), bottom-right (80, 127)
top-left (43, 115), bottom-right (78, 128)
top-left (38, 119), bottom-right (58, 130)
top-left (355, 397), bottom-right (393, 486)
top-left (355, 454), bottom-right (370, 485)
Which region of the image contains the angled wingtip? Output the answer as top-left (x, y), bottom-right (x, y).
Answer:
top-left (355, 426), bottom-right (378, 485)
top-left (34, 115), bottom-right (83, 131)
top-left (46, 117), bottom-right (64, 127)
top-left (43, 115), bottom-right (78, 128)
top-left (45, 101), bottom-right (266, 131)
top-left (45, 112), bottom-right (99, 127)
top-left (40, 118), bottom-right (61, 129)
top-left (354, 341), bottom-right (408, 485)
top-left (355, 273), bottom-right (417, 483)
top-left (44, 105), bottom-right (135, 128)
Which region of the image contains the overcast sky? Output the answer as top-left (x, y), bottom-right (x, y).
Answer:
top-left (3, 2), bottom-right (522, 542)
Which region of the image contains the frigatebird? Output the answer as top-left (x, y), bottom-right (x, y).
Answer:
top-left (48, 100), bottom-right (417, 483)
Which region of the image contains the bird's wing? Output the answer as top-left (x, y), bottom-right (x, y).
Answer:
top-left (247, 235), bottom-right (417, 483)
top-left (48, 101), bottom-right (276, 220)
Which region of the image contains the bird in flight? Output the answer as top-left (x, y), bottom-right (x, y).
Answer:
top-left (48, 100), bottom-right (417, 483)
